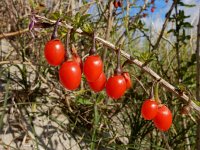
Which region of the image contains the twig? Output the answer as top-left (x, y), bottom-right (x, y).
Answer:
top-left (132, 74), bottom-right (148, 95)
top-left (0, 60), bottom-right (30, 65)
top-left (139, 29), bottom-right (154, 48)
top-left (24, 57), bottom-right (63, 98)
top-left (182, 116), bottom-right (191, 150)
top-left (102, 1), bottom-right (114, 61)
top-left (154, 30), bottom-right (175, 47)
top-left (161, 132), bottom-right (172, 150)
top-left (116, 0), bottom-right (149, 46)
top-left (0, 28), bottom-right (29, 40)
top-left (152, 1), bottom-right (175, 50)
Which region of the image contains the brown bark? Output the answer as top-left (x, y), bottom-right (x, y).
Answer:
top-left (196, 10), bottom-right (200, 150)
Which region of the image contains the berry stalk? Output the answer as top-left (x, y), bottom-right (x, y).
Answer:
top-left (154, 81), bottom-right (161, 104)
top-left (114, 49), bottom-right (123, 75)
top-left (89, 32), bottom-right (96, 55)
top-left (51, 18), bottom-right (60, 40)
top-left (65, 29), bottom-right (72, 60)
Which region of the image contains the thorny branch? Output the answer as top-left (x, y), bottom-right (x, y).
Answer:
top-left (0, 14), bottom-right (200, 114)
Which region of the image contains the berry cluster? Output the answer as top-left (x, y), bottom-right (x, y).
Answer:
top-left (113, 0), bottom-right (122, 8)
top-left (141, 84), bottom-right (172, 131)
top-left (106, 49), bottom-right (131, 99)
top-left (150, 0), bottom-right (156, 13)
top-left (43, 19), bottom-right (172, 132)
top-left (44, 19), bottom-right (131, 99)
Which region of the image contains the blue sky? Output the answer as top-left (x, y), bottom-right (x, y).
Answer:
top-left (139, 0), bottom-right (200, 31)
top-left (87, 0), bottom-right (200, 30)
top-left (124, 0), bottom-right (199, 23)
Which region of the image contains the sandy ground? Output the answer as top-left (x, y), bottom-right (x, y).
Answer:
top-left (0, 39), bottom-right (82, 150)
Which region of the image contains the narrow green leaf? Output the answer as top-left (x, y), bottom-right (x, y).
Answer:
top-left (178, 1), bottom-right (195, 7)
top-left (77, 98), bottom-right (93, 105)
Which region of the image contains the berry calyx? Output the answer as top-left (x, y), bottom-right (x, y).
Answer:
top-left (71, 44), bottom-right (83, 71)
top-left (122, 72), bottom-right (132, 89)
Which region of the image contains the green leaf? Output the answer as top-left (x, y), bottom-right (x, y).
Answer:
top-left (182, 22), bottom-right (193, 28)
top-left (191, 53), bottom-right (196, 63)
top-left (74, 12), bottom-right (81, 25)
top-left (138, 20), bottom-right (145, 29)
top-left (49, 11), bottom-right (61, 20)
top-left (77, 98), bottom-right (93, 105)
top-left (167, 29), bottom-right (175, 34)
top-left (169, 16), bottom-right (176, 21)
top-left (82, 0), bottom-right (88, 4)
top-left (63, 15), bottom-right (73, 23)
top-left (96, 93), bottom-right (106, 104)
top-left (183, 74), bottom-right (195, 83)
top-left (176, 83), bottom-right (187, 92)
top-left (143, 28), bottom-right (149, 32)
top-left (94, 104), bottom-right (100, 125)
top-left (71, 32), bottom-right (79, 42)
top-left (185, 35), bottom-right (191, 40)
top-left (28, 0), bottom-right (35, 8)
top-left (80, 14), bottom-right (91, 23)
top-left (82, 23), bottom-right (93, 33)
top-left (178, 1), bottom-right (195, 7)
top-left (192, 99), bottom-right (200, 107)
top-left (139, 51), bottom-right (155, 62)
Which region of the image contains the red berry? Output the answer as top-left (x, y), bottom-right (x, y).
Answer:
top-left (44, 39), bottom-right (65, 66)
top-left (113, 0), bottom-right (118, 8)
top-left (122, 72), bottom-right (131, 89)
top-left (59, 61), bottom-right (82, 90)
top-left (106, 75), bottom-right (126, 99)
top-left (153, 105), bottom-right (172, 131)
top-left (142, 13), bottom-right (148, 18)
top-left (151, 0), bottom-right (155, 4)
top-left (88, 72), bottom-right (106, 92)
top-left (141, 99), bottom-right (158, 120)
top-left (118, 1), bottom-right (122, 7)
top-left (151, 6), bottom-right (155, 13)
top-left (83, 55), bottom-right (103, 82)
